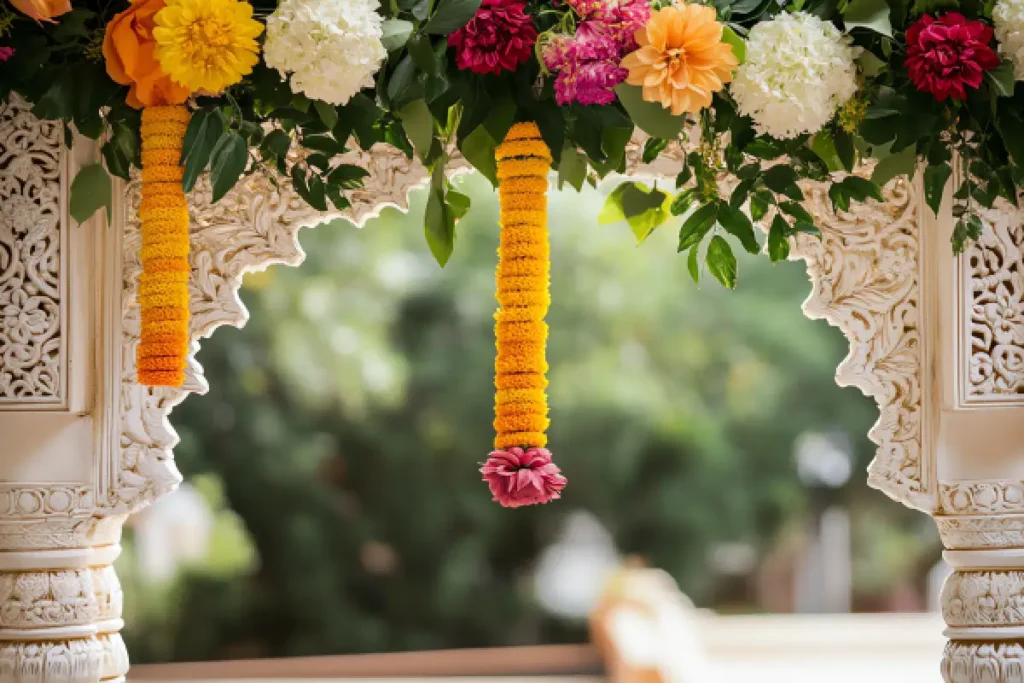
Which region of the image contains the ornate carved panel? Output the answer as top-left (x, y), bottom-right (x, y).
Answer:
top-left (0, 95), bottom-right (66, 409)
top-left (958, 204), bottom-right (1024, 407)
top-left (789, 179), bottom-right (933, 512)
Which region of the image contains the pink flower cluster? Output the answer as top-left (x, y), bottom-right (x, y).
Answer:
top-left (0, 47), bottom-right (14, 64)
top-left (541, 0), bottom-right (649, 106)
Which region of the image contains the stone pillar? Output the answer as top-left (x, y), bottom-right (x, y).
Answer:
top-left (932, 197), bottom-right (1024, 682)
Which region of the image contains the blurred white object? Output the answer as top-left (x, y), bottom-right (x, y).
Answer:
top-left (131, 483), bottom-right (214, 582)
top-left (794, 431), bottom-right (852, 489)
top-left (534, 511), bottom-right (619, 619)
top-left (794, 506), bottom-right (852, 613)
top-left (591, 567), bottom-right (710, 683)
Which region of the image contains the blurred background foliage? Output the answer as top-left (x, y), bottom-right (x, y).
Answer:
top-left (118, 173), bottom-right (941, 664)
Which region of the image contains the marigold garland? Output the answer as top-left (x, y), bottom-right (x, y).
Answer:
top-left (479, 122), bottom-right (567, 508)
top-left (137, 105), bottom-right (190, 387)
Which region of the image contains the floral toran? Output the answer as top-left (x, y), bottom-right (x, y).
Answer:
top-left (6, 0), bottom-right (1024, 505)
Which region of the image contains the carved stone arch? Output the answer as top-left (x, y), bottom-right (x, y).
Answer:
top-left (118, 141), bottom-right (932, 518)
top-left (6, 90), bottom-right (1024, 682)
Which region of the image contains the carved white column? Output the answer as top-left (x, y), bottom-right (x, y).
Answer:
top-left (0, 95), bottom-right (126, 683)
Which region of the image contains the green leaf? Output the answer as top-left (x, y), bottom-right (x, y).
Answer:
top-left (557, 145), bottom-right (588, 191)
top-left (768, 214), bottom-right (791, 262)
top-left (834, 129), bottom-right (856, 172)
top-left (447, 187), bottom-right (472, 219)
top-left (424, 163), bottom-right (456, 266)
top-left (423, 0), bottom-right (483, 34)
top-left (381, 18), bottom-right (415, 51)
top-left (686, 245), bottom-right (700, 284)
top-left (779, 201), bottom-right (815, 225)
top-left (746, 139), bottom-right (784, 160)
top-left (763, 165), bottom-right (803, 200)
top-left (307, 176), bottom-right (328, 211)
top-left (181, 109), bottom-right (226, 193)
top-left (209, 133), bottom-right (248, 203)
top-left (397, 99), bottom-right (435, 163)
top-left (408, 34), bottom-right (439, 75)
top-left (386, 54), bottom-right (421, 109)
top-left (987, 61), bottom-right (1016, 97)
top-left (750, 193), bottom-right (770, 221)
top-left (613, 84), bottom-right (684, 140)
top-left (841, 176), bottom-right (885, 202)
top-left (729, 177), bottom-right (756, 210)
top-left (829, 183), bottom-right (850, 212)
top-left (620, 183), bottom-right (671, 243)
top-left (599, 184), bottom-right (630, 225)
top-left (870, 144), bottom-right (917, 187)
top-left (718, 203), bottom-right (759, 254)
top-left (261, 129), bottom-right (292, 160)
top-left (327, 164), bottom-right (369, 189)
top-left (460, 124), bottom-right (498, 185)
top-left (677, 202), bottom-right (718, 251)
top-left (810, 130), bottom-right (844, 172)
top-left (69, 163), bottom-right (112, 225)
top-left (672, 188), bottom-right (698, 216)
top-left (313, 101), bottom-right (339, 130)
top-left (923, 162), bottom-right (952, 216)
top-left (721, 26), bottom-right (746, 64)
top-left (706, 235), bottom-right (737, 289)
top-left (857, 50), bottom-right (887, 77)
top-left (643, 138), bottom-right (670, 164)
top-left (843, 0), bottom-right (893, 36)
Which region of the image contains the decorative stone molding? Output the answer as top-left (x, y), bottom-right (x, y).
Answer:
top-left (0, 569), bottom-right (99, 629)
top-left (941, 481), bottom-right (1024, 515)
top-left (0, 487), bottom-right (94, 520)
top-left (943, 570), bottom-right (1024, 627)
top-left (943, 641), bottom-right (1024, 683)
top-left (938, 516), bottom-right (1024, 551)
top-left (0, 96), bottom-right (67, 408)
top-left (0, 638), bottom-right (104, 683)
top-left (958, 203), bottom-right (1024, 406)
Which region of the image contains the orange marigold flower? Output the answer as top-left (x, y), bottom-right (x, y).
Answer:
top-left (621, 3), bottom-right (738, 116)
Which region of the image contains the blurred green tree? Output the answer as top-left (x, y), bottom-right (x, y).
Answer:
top-left (122, 173), bottom-right (931, 663)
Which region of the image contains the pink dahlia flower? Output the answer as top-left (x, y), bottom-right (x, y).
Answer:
top-left (481, 447), bottom-right (567, 508)
top-left (449, 0), bottom-right (538, 76)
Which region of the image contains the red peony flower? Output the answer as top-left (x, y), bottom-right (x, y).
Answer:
top-left (905, 13), bottom-right (1000, 101)
top-left (481, 447), bottom-right (567, 508)
top-left (448, 0), bottom-right (538, 75)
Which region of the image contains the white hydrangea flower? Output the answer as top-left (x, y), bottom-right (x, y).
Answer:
top-left (994, 0), bottom-right (1024, 80)
top-left (264, 0), bottom-right (387, 106)
top-left (730, 12), bottom-right (859, 140)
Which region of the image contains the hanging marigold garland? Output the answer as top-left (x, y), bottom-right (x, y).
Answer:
top-left (137, 104), bottom-right (191, 387)
top-left (480, 122), bottom-right (567, 508)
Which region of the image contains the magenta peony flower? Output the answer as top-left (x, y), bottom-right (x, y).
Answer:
top-left (481, 446), bottom-right (567, 508)
top-left (448, 0), bottom-right (538, 75)
top-left (0, 47), bottom-right (14, 63)
top-left (905, 13), bottom-right (1000, 101)
top-left (564, 0), bottom-right (650, 51)
top-left (546, 22), bottom-right (628, 106)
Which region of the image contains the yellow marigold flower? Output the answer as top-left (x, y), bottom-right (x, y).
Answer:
top-left (153, 0), bottom-right (263, 93)
top-left (621, 4), bottom-right (738, 116)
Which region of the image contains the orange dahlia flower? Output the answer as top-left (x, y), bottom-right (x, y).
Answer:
top-left (103, 0), bottom-right (191, 109)
top-left (621, 4), bottom-right (738, 116)
top-left (9, 0), bottom-right (70, 23)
